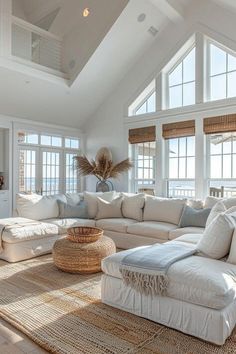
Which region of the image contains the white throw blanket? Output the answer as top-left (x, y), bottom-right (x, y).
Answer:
top-left (120, 242), bottom-right (197, 296)
top-left (0, 218), bottom-right (42, 254)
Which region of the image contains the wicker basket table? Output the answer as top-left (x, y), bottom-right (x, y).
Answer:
top-left (52, 235), bottom-right (116, 274)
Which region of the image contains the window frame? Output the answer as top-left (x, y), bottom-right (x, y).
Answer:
top-left (133, 89), bottom-right (156, 116)
top-left (206, 39), bottom-right (236, 102)
top-left (167, 45), bottom-right (196, 109)
top-left (166, 136), bottom-right (196, 198)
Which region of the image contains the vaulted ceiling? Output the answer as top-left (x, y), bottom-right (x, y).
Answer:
top-left (4, 0), bottom-right (236, 128)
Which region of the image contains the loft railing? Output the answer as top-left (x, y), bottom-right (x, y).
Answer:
top-left (11, 16), bottom-right (63, 73)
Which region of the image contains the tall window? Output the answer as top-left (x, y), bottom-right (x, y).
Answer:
top-left (167, 136), bottom-right (195, 198)
top-left (168, 47), bottom-right (195, 109)
top-left (17, 131), bottom-right (80, 195)
top-left (209, 43), bottom-right (236, 101)
top-left (208, 132), bottom-right (236, 197)
top-left (132, 141), bottom-right (156, 191)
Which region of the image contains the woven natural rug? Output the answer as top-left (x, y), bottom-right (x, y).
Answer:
top-left (0, 256), bottom-right (236, 354)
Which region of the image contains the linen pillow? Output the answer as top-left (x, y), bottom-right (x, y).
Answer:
top-left (57, 200), bottom-right (88, 219)
top-left (227, 228), bottom-right (236, 264)
top-left (187, 199), bottom-right (204, 210)
top-left (121, 193), bottom-right (145, 221)
top-left (197, 213), bottom-right (235, 259)
top-left (204, 196), bottom-right (222, 209)
top-left (205, 201), bottom-right (227, 227)
top-left (179, 205), bottom-right (211, 228)
top-left (65, 193), bottom-right (81, 206)
top-left (143, 197), bottom-right (186, 225)
top-left (84, 191), bottom-right (117, 218)
top-left (16, 193), bottom-right (66, 220)
top-left (96, 196), bottom-right (123, 220)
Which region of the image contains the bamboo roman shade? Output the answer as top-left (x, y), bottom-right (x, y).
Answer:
top-left (162, 120), bottom-right (195, 139)
top-left (129, 126), bottom-right (156, 144)
top-left (204, 114), bottom-right (236, 134)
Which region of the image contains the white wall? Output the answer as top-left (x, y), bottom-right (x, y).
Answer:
top-left (83, 0), bottom-right (236, 193)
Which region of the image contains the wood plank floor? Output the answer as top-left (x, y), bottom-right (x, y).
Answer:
top-left (0, 318), bottom-right (48, 353)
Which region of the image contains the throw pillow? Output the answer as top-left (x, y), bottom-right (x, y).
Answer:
top-left (84, 191), bottom-right (118, 218)
top-left (16, 193), bottom-right (66, 220)
top-left (204, 196), bottom-right (222, 209)
top-left (197, 213), bottom-right (235, 259)
top-left (121, 193), bottom-right (145, 221)
top-left (205, 201), bottom-right (227, 227)
top-left (187, 199), bottom-right (204, 210)
top-left (57, 200), bottom-right (88, 219)
top-left (179, 205), bottom-right (211, 228)
top-left (227, 228), bottom-right (236, 264)
top-left (96, 196), bottom-right (123, 219)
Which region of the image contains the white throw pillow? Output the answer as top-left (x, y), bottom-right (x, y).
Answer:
top-left (187, 199), bottom-right (204, 210)
top-left (96, 196), bottom-right (123, 220)
top-left (204, 196), bottom-right (222, 209)
top-left (227, 228), bottom-right (236, 264)
top-left (16, 193), bottom-right (66, 220)
top-left (206, 201), bottom-right (227, 227)
top-left (197, 213), bottom-right (235, 259)
top-left (84, 191), bottom-right (118, 218)
top-left (143, 197), bottom-right (186, 225)
top-left (121, 193), bottom-right (145, 221)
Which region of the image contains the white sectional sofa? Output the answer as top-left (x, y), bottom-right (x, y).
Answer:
top-left (0, 191), bottom-right (207, 262)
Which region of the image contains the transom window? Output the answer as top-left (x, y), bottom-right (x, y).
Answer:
top-left (134, 91), bottom-right (156, 115)
top-left (168, 47), bottom-right (196, 109)
top-left (209, 43), bottom-right (236, 101)
top-left (167, 136), bottom-right (195, 198)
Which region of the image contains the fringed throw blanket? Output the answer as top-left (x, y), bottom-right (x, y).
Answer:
top-left (120, 242), bottom-right (197, 296)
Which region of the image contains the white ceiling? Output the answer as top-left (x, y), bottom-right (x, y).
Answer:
top-left (211, 0), bottom-right (236, 13)
top-left (5, 0), bottom-right (235, 129)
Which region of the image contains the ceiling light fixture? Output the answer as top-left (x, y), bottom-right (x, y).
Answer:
top-left (137, 13), bottom-right (146, 23)
top-left (83, 8), bottom-right (90, 17)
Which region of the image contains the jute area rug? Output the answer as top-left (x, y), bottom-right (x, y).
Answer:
top-left (0, 255), bottom-right (236, 354)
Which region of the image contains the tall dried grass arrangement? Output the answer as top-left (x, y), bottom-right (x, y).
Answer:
top-left (74, 150), bottom-right (133, 182)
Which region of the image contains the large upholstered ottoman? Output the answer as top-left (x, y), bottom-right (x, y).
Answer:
top-left (101, 238), bottom-right (236, 345)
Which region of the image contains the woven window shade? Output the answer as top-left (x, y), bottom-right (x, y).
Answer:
top-left (204, 114), bottom-right (236, 134)
top-left (162, 120), bottom-right (195, 139)
top-left (129, 126), bottom-right (156, 144)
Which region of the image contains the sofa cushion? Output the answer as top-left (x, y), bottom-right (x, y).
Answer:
top-left (16, 193), bottom-right (66, 220)
top-left (1, 217), bottom-right (59, 243)
top-left (127, 221), bottom-right (177, 240)
top-left (204, 196), bottom-right (222, 209)
top-left (206, 201), bottom-right (226, 227)
top-left (102, 250), bottom-right (236, 309)
top-left (45, 218), bottom-right (96, 235)
top-left (169, 227), bottom-right (204, 240)
top-left (96, 218), bottom-right (137, 233)
top-left (143, 197), bottom-right (186, 225)
top-left (84, 191), bottom-right (118, 218)
top-left (174, 233), bottom-right (203, 245)
top-left (179, 205), bottom-right (211, 228)
top-left (65, 193), bottom-right (83, 205)
top-left (121, 193), bottom-right (145, 221)
top-left (197, 213), bottom-right (235, 259)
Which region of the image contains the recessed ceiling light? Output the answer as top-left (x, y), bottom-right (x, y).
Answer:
top-left (137, 13), bottom-right (146, 22)
top-left (83, 8), bottom-right (90, 17)
top-left (148, 26), bottom-right (158, 36)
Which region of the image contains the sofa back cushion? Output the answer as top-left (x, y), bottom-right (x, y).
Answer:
top-left (206, 201), bottom-right (226, 227)
top-left (16, 193), bottom-right (66, 220)
top-left (84, 191), bottom-right (118, 218)
top-left (96, 196), bottom-right (123, 219)
top-left (143, 197), bottom-right (186, 225)
top-left (121, 193), bottom-right (145, 221)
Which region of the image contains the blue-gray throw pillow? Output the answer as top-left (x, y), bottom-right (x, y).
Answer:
top-left (179, 205), bottom-right (211, 228)
top-left (57, 200), bottom-right (88, 219)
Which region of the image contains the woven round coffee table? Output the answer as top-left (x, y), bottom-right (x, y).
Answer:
top-left (53, 234), bottom-right (116, 274)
